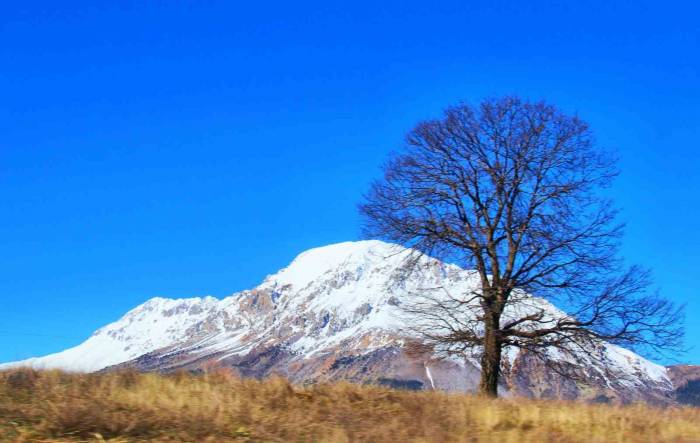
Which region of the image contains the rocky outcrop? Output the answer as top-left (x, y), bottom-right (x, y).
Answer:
top-left (667, 365), bottom-right (700, 406)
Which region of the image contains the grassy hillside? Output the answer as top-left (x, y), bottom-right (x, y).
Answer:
top-left (1, 369), bottom-right (699, 442)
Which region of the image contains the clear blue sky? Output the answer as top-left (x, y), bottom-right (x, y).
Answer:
top-left (1, 1), bottom-right (698, 365)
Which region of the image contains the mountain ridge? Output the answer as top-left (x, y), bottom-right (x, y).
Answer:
top-left (0, 240), bottom-right (682, 403)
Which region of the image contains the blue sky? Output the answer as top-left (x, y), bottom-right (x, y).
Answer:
top-left (1, 1), bottom-right (698, 365)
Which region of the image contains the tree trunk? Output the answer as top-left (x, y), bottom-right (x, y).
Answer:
top-left (478, 313), bottom-right (502, 397)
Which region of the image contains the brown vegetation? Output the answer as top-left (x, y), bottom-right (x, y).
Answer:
top-left (1, 368), bottom-right (699, 442)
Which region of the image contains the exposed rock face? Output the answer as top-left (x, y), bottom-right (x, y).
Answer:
top-left (0, 240), bottom-right (677, 404)
top-left (667, 365), bottom-right (700, 406)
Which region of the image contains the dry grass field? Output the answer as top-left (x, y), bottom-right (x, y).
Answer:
top-left (1, 368), bottom-right (700, 442)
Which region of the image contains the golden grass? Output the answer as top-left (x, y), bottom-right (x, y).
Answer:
top-left (1, 369), bottom-right (699, 442)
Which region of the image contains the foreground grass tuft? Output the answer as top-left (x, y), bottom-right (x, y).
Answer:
top-left (1, 368), bottom-right (699, 442)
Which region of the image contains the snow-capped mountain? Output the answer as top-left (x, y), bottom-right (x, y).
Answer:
top-left (0, 240), bottom-right (674, 402)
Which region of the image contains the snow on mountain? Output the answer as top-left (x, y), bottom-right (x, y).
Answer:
top-left (1, 296), bottom-right (221, 372)
top-left (0, 240), bottom-right (673, 402)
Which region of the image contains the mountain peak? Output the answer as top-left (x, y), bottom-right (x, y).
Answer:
top-left (261, 240), bottom-right (409, 289)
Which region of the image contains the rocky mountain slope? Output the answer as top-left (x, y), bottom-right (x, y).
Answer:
top-left (0, 240), bottom-right (677, 403)
top-left (667, 365), bottom-right (700, 406)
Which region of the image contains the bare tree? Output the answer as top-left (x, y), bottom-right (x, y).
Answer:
top-left (360, 97), bottom-right (683, 397)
